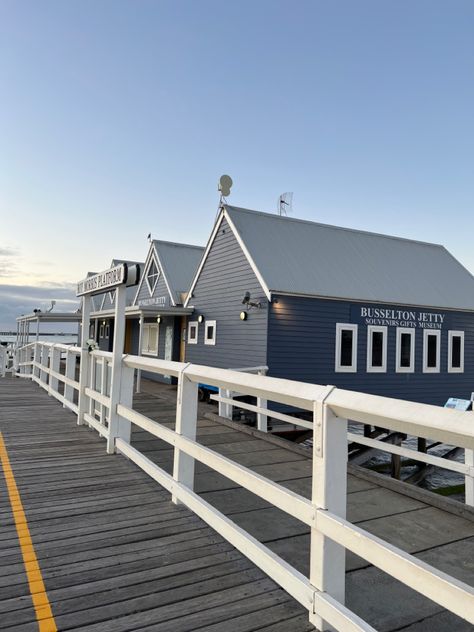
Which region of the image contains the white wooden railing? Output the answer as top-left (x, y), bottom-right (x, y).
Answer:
top-left (214, 378), bottom-right (474, 507)
top-left (11, 342), bottom-right (474, 631)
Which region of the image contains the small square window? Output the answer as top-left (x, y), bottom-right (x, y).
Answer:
top-left (205, 320), bottom-right (217, 346)
top-left (187, 321), bottom-right (198, 344)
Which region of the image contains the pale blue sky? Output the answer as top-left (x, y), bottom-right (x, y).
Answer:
top-left (1, 1), bottom-right (473, 325)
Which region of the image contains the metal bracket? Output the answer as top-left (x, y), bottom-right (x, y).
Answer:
top-left (313, 385), bottom-right (336, 458)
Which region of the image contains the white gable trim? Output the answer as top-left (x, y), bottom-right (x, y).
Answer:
top-left (184, 211), bottom-right (225, 308)
top-left (132, 243), bottom-right (176, 307)
top-left (184, 208), bottom-right (271, 307)
top-left (224, 209), bottom-right (271, 301)
top-left (132, 245), bottom-right (156, 305)
top-left (153, 248), bottom-right (176, 307)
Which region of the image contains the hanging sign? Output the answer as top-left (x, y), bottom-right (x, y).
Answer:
top-left (77, 263), bottom-right (140, 296)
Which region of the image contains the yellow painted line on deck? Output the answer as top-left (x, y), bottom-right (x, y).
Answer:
top-left (0, 432), bottom-right (57, 632)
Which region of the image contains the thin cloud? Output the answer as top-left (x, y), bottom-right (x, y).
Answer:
top-left (0, 283), bottom-right (80, 330)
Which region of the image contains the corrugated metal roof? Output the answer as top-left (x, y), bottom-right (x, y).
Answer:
top-left (153, 240), bottom-right (204, 304)
top-left (225, 205), bottom-right (474, 310)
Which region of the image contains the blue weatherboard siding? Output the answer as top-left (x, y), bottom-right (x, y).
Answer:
top-left (184, 217), bottom-right (268, 368)
top-left (267, 295), bottom-right (474, 406)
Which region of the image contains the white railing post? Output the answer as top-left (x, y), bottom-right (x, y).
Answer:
top-left (40, 344), bottom-right (49, 387)
top-left (63, 349), bottom-right (76, 408)
top-left (172, 366), bottom-right (198, 504)
top-left (32, 343), bottom-right (41, 379)
top-left (257, 367), bottom-right (268, 432)
top-left (0, 346), bottom-right (5, 378)
top-left (49, 345), bottom-right (61, 395)
top-left (310, 386), bottom-right (347, 631)
top-left (78, 295), bottom-right (92, 426)
top-left (107, 284), bottom-right (128, 453)
top-left (466, 408), bottom-right (474, 506)
top-left (115, 363), bottom-right (134, 443)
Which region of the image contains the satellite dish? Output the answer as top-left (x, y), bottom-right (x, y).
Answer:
top-left (278, 192), bottom-right (293, 216)
top-left (218, 175), bottom-right (233, 198)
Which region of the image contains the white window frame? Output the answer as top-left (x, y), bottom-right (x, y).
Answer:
top-left (448, 330), bottom-right (464, 373)
top-left (396, 327), bottom-right (415, 373)
top-left (141, 323), bottom-right (159, 356)
top-left (99, 323), bottom-right (104, 338)
top-left (335, 323), bottom-right (358, 373)
top-left (423, 329), bottom-right (441, 373)
top-left (145, 257), bottom-right (160, 296)
top-left (366, 325), bottom-right (387, 373)
top-left (204, 320), bottom-right (217, 346)
top-left (187, 321), bottom-right (198, 345)
top-left (105, 323), bottom-right (110, 338)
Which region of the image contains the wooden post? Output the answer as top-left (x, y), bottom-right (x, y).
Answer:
top-left (136, 317), bottom-right (143, 394)
top-left (310, 387), bottom-right (347, 631)
top-left (40, 345), bottom-right (49, 387)
top-left (106, 284), bottom-right (128, 453)
top-left (49, 345), bottom-right (61, 395)
top-left (172, 367), bottom-right (198, 504)
top-left (256, 368), bottom-right (268, 432)
top-left (33, 343), bottom-right (41, 380)
top-left (466, 408), bottom-right (474, 507)
top-left (77, 295), bottom-right (92, 426)
top-left (63, 349), bottom-right (76, 408)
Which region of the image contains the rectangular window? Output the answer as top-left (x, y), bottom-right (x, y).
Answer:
top-left (99, 323), bottom-right (104, 338)
top-left (205, 320), bottom-right (217, 346)
top-left (335, 323), bottom-right (357, 372)
top-left (448, 330), bottom-right (464, 373)
top-left (141, 323), bottom-right (159, 355)
top-left (423, 329), bottom-right (440, 373)
top-left (187, 321), bottom-right (198, 344)
top-left (396, 327), bottom-right (415, 373)
top-left (105, 323), bottom-right (110, 338)
top-left (367, 326), bottom-right (387, 373)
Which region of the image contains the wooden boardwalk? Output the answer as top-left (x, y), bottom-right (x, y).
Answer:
top-left (0, 377), bottom-right (473, 631)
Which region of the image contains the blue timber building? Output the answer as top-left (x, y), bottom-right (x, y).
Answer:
top-left (90, 242), bottom-right (203, 380)
top-left (184, 205), bottom-right (474, 406)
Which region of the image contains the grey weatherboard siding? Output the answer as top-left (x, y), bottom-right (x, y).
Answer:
top-left (267, 295), bottom-right (474, 406)
top-left (135, 267), bottom-right (172, 307)
top-left (184, 218), bottom-right (269, 369)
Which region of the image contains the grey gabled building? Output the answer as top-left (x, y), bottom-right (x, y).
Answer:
top-left (184, 205), bottom-right (474, 406)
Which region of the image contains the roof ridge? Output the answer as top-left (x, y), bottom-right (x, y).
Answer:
top-left (224, 205), bottom-right (444, 249)
top-left (152, 239), bottom-right (204, 250)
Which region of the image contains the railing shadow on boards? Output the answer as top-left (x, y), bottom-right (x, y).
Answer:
top-left (12, 342), bottom-right (474, 632)
top-left (212, 385), bottom-right (474, 508)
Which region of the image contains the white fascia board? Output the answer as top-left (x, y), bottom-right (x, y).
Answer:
top-left (224, 209), bottom-right (272, 301)
top-left (184, 211), bottom-right (226, 308)
top-left (153, 247), bottom-right (176, 307)
top-left (132, 246), bottom-right (154, 306)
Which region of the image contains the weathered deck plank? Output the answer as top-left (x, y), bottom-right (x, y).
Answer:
top-left (0, 377), bottom-right (473, 631)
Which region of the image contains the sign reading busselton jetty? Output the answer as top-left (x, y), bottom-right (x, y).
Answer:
top-left (77, 263), bottom-right (140, 296)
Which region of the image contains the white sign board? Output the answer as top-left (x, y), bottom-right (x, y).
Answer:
top-left (77, 263), bottom-right (140, 296)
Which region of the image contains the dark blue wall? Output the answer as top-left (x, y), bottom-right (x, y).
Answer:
top-left (184, 217), bottom-right (269, 369)
top-left (267, 295), bottom-right (474, 406)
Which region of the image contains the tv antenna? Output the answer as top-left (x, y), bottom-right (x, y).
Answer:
top-left (278, 192), bottom-right (293, 216)
top-left (218, 175), bottom-right (233, 204)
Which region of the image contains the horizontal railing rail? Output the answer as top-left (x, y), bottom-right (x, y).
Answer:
top-left (12, 342), bottom-right (474, 631)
